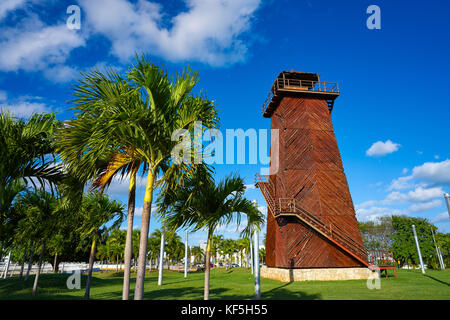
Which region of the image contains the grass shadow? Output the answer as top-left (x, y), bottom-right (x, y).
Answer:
top-left (423, 275), bottom-right (450, 287)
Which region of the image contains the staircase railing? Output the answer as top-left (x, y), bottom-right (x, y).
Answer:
top-left (255, 173), bottom-right (368, 265)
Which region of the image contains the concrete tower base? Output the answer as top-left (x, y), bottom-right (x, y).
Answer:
top-left (261, 266), bottom-right (376, 282)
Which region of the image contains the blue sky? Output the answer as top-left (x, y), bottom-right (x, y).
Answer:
top-left (1, 0), bottom-right (449, 246)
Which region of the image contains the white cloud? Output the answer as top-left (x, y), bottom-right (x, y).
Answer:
top-left (432, 212), bottom-right (450, 224)
top-left (366, 140), bottom-right (400, 157)
top-left (408, 200), bottom-right (442, 213)
top-left (402, 168), bottom-right (408, 174)
top-left (356, 186), bottom-right (445, 221)
top-left (0, 0), bottom-right (27, 20)
top-left (0, 9), bottom-right (85, 82)
top-left (43, 65), bottom-right (79, 83)
top-left (388, 175), bottom-right (414, 191)
top-left (104, 175), bottom-right (147, 197)
top-left (356, 206), bottom-right (404, 222)
top-left (244, 184), bottom-right (256, 190)
top-left (384, 186), bottom-right (444, 204)
top-left (355, 200), bottom-right (378, 210)
top-left (1, 95), bottom-right (54, 118)
top-left (411, 159), bottom-right (450, 184)
top-left (79, 0), bottom-right (262, 66)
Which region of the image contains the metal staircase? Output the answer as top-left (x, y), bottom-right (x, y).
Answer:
top-left (255, 174), bottom-right (369, 267)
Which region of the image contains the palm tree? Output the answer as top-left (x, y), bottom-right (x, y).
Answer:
top-left (211, 235), bottom-right (224, 265)
top-left (236, 238), bottom-right (249, 267)
top-left (56, 68), bottom-right (142, 300)
top-left (221, 239), bottom-right (238, 268)
top-left (126, 56), bottom-right (219, 300)
top-left (0, 111), bottom-right (62, 249)
top-left (259, 247), bottom-right (266, 265)
top-left (15, 190), bottom-right (59, 296)
top-left (147, 232), bottom-right (160, 271)
top-left (166, 232), bottom-right (184, 267)
top-left (77, 191), bottom-right (124, 299)
top-left (191, 246), bottom-right (204, 264)
top-left (57, 56), bottom-right (219, 299)
top-left (132, 229), bottom-right (140, 273)
top-left (158, 172), bottom-right (264, 300)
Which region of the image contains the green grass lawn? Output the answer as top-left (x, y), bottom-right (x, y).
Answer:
top-left (0, 268), bottom-right (449, 300)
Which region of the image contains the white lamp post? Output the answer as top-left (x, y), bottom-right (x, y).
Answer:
top-left (184, 230), bottom-right (189, 278)
top-left (252, 200), bottom-right (261, 299)
top-left (412, 225), bottom-right (425, 274)
top-left (158, 229), bottom-right (165, 285)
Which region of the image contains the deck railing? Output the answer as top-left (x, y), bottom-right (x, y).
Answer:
top-left (262, 78), bottom-right (339, 115)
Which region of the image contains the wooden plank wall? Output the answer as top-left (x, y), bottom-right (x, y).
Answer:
top-left (265, 96), bottom-right (365, 268)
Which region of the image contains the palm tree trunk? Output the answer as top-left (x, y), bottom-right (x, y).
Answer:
top-left (32, 241), bottom-right (46, 296)
top-left (84, 233), bottom-right (97, 299)
top-left (19, 246), bottom-right (28, 279)
top-left (122, 170), bottom-right (137, 300)
top-left (204, 229), bottom-right (213, 300)
top-left (25, 243), bottom-right (35, 281)
top-left (134, 171), bottom-right (155, 300)
top-left (53, 253), bottom-right (58, 273)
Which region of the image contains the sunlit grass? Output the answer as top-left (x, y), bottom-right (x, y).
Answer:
top-left (0, 268), bottom-right (448, 300)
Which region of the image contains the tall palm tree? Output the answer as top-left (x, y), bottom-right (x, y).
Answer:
top-left (158, 172), bottom-right (264, 300)
top-left (57, 56), bottom-right (219, 299)
top-left (77, 191), bottom-right (124, 299)
top-left (126, 56), bottom-right (219, 300)
top-left (56, 68), bottom-right (142, 300)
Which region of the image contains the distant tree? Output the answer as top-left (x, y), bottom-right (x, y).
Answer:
top-left (190, 246), bottom-right (204, 264)
top-left (78, 191), bottom-right (124, 299)
top-left (165, 232), bottom-right (184, 266)
top-left (359, 216), bottom-right (394, 250)
top-left (15, 190), bottom-right (60, 296)
top-left (220, 239), bottom-right (238, 268)
top-left (211, 235), bottom-right (224, 264)
top-left (259, 247), bottom-right (266, 265)
top-left (434, 232), bottom-right (450, 268)
top-left (391, 215), bottom-right (437, 268)
top-left (158, 171), bottom-right (264, 300)
top-left (147, 232), bottom-right (161, 270)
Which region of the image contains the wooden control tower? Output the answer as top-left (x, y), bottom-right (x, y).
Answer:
top-left (256, 70), bottom-right (369, 269)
